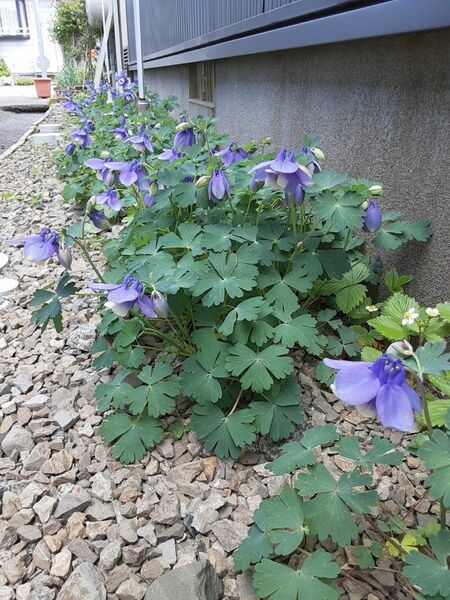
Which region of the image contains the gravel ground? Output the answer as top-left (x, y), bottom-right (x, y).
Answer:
top-left (0, 108), bottom-right (428, 599)
top-left (0, 110), bottom-right (42, 153)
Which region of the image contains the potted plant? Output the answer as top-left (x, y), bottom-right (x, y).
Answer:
top-left (34, 76), bottom-right (52, 98)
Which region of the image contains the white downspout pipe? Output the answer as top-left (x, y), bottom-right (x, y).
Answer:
top-left (31, 0), bottom-right (47, 78)
top-left (133, 0), bottom-right (148, 111)
top-left (113, 0), bottom-right (123, 80)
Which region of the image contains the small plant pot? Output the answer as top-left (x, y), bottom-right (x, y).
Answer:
top-left (34, 78), bottom-right (51, 98)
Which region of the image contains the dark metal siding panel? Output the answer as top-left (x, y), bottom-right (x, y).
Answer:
top-left (133, 0), bottom-right (450, 68)
top-left (126, 1), bottom-right (136, 63)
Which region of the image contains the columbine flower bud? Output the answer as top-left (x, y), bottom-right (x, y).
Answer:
top-left (311, 147), bottom-right (325, 162)
top-left (387, 340), bottom-right (414, 357)
top-left (261, 137), bottom-right (272, 145)
top-left (360, 201), bottom-right (369, 210)
top-left (151, 291), bottom-right (169, 318)
top-left (363, 199), bottom-right (382, 232)
top-left (57, 246), bottom-right (72, 270)
top-left (368, 184), bottom-right (383, 196)
top-left (154, 123), bottom-right (161, 129)
top-left (86, 197), bottom-right (96, 211)
top-left (100, 150), bottom-right (110, 158)
top-left (175, 121), bottom-right (191, 132)
top-left (195, 175), bottom-right (210, 189)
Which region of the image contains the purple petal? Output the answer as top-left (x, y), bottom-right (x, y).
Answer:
top-left (108, 286), bottom-right (139, 303)
top-left (324, 359), bottom-right (372, 370)
top-left (376, 384), bottom-right (415, 432)
top-left (120, 169), bottom-right (138, 186)
top-left (23, 240), bottom-right (56, 261)
top-left (401, 383), bottom-right (421, 413)
top-left (333, 364), bottom-right (380, 405)
top-left (87, 282), bottom-right (120, 291)
top-left (105, 161), bottom-right (129, 170)
top-left (84, 158), bottom-right (105, 169)
top-left (137, 295), bottom-right (157, 318)
top-left (107, 195), bottom-right (122, 211)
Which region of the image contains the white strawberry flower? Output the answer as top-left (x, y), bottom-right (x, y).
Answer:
top-left (425, 307), bottom-right (440, 317)
top-left (402, 308), bottom-right (419, 325)
top-left (365, 305), bottom-right (378, 312)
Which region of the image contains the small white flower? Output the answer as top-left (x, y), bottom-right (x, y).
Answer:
top-left (365, 305), bottom-right (378, 312)
top-left (402, 307), bottom-right (419, 326)
top-left (425, 307), bottom-right (440, 317)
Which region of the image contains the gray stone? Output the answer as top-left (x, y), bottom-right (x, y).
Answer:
top-left (23, 395), bottom-right (49, 410)
top-left (11, 373), bottom-right (33, 393)
top-left (58, 563), bottom-right (106, 600)
top-left (53, 409), bottom-right (79, 430)
top-left (118, 518), bottom-right (138, 543)
top-left (137, 522), bottom-right (157, 545)
top-left (191, 504), bottom-right (219, 534)
top-left (23, 442), bottom-right (51, 471)
top-left (151, 493), bottom-right (180, 525)
top-left (1, 425), bottom-right (34, 456)
top-left (54, 489), bottom-right (91, 519)
top-left (67, 325), bottom-right (97, 351)
top-left (116, 579), bottom-right (147, 600)
top-left (41, 448), bottom-right (73, 475)
top-left (17, 524), bottom-right (42, 543)
top-left (211, 519), bottom-right (248, 553)
top-left (28, 585), bottom-right (55, 600)
top-left (99, 541), bottom-right (123, 570)
top-left (33, 495), bottom-right (57, 523)
top-left (144, 560), bottom-right (222, 600)
top-left (158, 539), bottom-right (176, 567)
top-left (0, 586), bottom-right (14, 600)
top-left (39, 124), bottom-right (62, 133)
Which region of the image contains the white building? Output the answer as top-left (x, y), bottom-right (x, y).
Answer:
top-left (0, 0), bottom-right (63, 75)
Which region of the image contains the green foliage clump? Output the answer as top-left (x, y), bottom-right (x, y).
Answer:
top-left (0, 58), bottom-right (10, 77)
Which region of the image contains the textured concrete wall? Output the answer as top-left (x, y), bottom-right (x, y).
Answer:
top-left (144, 29), bottom-right (450, 304)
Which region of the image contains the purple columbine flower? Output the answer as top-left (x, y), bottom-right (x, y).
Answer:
top-left (126, 124), bottom-right (153, 152)
top-left (112, 115), bottom-right (129, 140)
top-left (158, 148), bottom-right (182, 163)
top-left (251, 149), bottom-right (313, 195)
top-left (363, 200), bottom-right (383, 232)
top-left (299, 146), bottom-right (321, 174)
top-left (208, 170), bottom-right (231, 203)
top-left (105, 159), bottom-right (148, 189)
top-left (115, 70), bottom-right (128, 86)
top-left (123, 80), bottom-right (137, 91)
top-left (84, 157), bottom-right (116, 186)
top-left (87, 274), bottom-right (157, 318)
top-left (122, 90), bottom-right (136, 101)
top-left (8, 227), bottom-right (60, 264)
top-left (63, 98), bottom-right (82, 114)
top-left (215, 142), bottom-right (249, 167)
top-left (95, 189), bottom-right (122, 211)
top-left (80, 117), bottom-right (95, 132)
top-left (65, 143), bottom-right (76, 156)
top-left (88, 209), bottom-right (110, 230)
top-left (174, 118), bottom-right (196, 151)
top-left (324, 354), bottom-right (421, 432)
top-left (69, 128), bottom-right (92, 148)
top-left (284, 184), bottom-right (305, 206)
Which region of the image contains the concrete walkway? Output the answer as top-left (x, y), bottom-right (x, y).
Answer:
top-left (0, 85), bottom-right (49, 111)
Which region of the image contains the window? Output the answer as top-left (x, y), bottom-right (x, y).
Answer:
top-left (0, 0), bottom-right (29, 37)
top-left (189, 61), bottom-right (215, 107)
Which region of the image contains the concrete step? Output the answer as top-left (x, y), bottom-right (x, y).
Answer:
top-left (39, 123), bottom-right (62, 133)
top-left (32, 132), bottom-right (63, 145)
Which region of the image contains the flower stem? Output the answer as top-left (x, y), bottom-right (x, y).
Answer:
top-left (289, 195), bottom-right (297, 244)
top-left (73, 238), bottom-right (104, 282)
top-left (227, 388), bottom-right (244, 417)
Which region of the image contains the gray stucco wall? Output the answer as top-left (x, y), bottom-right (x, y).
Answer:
top-left (144, 29), bottom-right (450, 304)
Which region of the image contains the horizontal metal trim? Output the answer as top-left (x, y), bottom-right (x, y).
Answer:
top-left (128, 0), bottom-right (450, 69)
top-left (140, 0), bottom-right (359, 61)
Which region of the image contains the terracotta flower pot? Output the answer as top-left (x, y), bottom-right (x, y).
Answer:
top-left (34, 78), bottom-right (52, 98)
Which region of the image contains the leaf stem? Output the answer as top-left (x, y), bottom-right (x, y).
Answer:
top-left (73, 238), bottom-right (104, 282)
top-left (227, 388), bottom-right (244, 417)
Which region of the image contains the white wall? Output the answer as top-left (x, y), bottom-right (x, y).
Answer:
top-left (0, 0), bottom-right (63, 75)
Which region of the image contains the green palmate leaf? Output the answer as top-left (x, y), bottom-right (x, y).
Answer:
top-left (125, 363), bottom-right (179, 418)
top-left (226, 344), bottom-right (293, 392)
top-left (250, 378), bottom-right (303, 441)
top-left (353, 546), bottom-right (375, 569)
top-left (29, 288), bottom-right (55, 306)
top-left (258, 267), bottom-right (313, 314)
top-left (367, 315), bottom-right (407, 341)
top-left (192, 251), bottom-right (258, 306)
top-left (419, 426), bottom-right (450, 507)
top-left (272, 313), bottom-right (320, 352)
top-left (296, 465), bottom-right (377, 545)
top-left (190, 403), bottom-right (256, 459)
top-left (326, 326), bottom-right (360, 358)
top-left (234, 499), bottom-right (274, 571)
top-left (94, 369), bottom-right (132, 411)
top-left (312, 191), bottom-right (364, 229)
top-left (437, 302), bottom-right (450, 323)
top-left (308, 171), bottom-right (348, 193)
top-left (264, 488), bottom-right (306, 555)
top-left (384, 268), bottom-right (412, 293)
top-left (404, 531), bottom-right (450, 598)
top-left (322, 264), bottom-right (370, 314)
top-left (160, 222), bottom-right (204, 256)
top-left (218, 297), bottom-right (266, 336)
top-left (116, 346), bottom-right (146, 369)
top-left (180, 346), bottom-right (229, 404)
top-left (100, 412), bottom-right (164, 463)
top-left (253, 552), bottom-right (340, 600)
top-left (113, 318), bottom-right (143, 348)
top-left (335, 436), bottom-right (403, 467)
top-left (414, 342), bottom-right (450, 375)
top-left (233, 318), bottom-right (275, 347)
top-left (202, 224), bottom-right (233, 251)
top-left (373, 219), bottom-right (431, 250)
top-left (418, 397), bottom-right (450, 428)
top-left (315, 361), bottom-right (334, 385)
top-left (428, 372), bottom-right (450, 396)
top-left (32, 298), bottom-right (63, 332)
top-left (268, 424), bottom-right (339, 475)
top-left (295, 238), bottom-right (351, 280)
